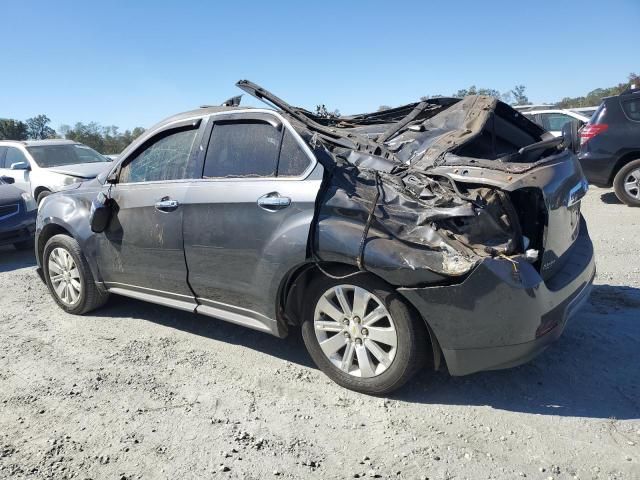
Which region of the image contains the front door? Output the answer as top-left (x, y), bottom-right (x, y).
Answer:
top-left (182, 114), bottom-right (321, 321)
top-left (94, 122), bottom-right (204, 310)
top-left (0, 147), bottom-right (31, 193)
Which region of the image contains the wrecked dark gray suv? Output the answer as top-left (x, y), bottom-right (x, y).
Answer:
top-left (35, 81), bottom-right (595, 394)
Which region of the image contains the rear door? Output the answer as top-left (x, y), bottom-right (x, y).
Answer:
top-left (182, 112), bottom-right (321, 323)
top-left (94, 119), bottom-right (205, 310)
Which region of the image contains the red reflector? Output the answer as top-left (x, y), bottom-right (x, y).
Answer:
top-left (580, 123), bottom-right (608, 145)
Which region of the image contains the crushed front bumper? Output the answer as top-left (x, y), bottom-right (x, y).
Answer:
top-left (399, 221), bottom-right (595, 376)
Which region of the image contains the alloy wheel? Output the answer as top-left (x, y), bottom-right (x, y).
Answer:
top-left (623, 168), bottom-right (640, 200)
top-left (48, 247), bottom-right (82, 306)
top-left (313, 284), bottom-right (398, 378)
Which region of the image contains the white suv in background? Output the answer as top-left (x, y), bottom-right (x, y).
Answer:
top-left (520, 109), bottom-right (591, 137)
top-left (0, 139), bottom-right (112, 203)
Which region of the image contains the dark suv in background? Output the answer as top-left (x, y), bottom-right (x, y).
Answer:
top-left (578, 86), bottom-right (640, 206)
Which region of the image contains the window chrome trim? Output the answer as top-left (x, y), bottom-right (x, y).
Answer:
top-left (108, 109), bottom-right (318, 187)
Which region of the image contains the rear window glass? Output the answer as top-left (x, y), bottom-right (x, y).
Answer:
top-left (204, 122), bottom-right (280, 178)
top-left (589, 103), bottom-right (607, 125)
top-left (621, 98), bottom-right (640, 122)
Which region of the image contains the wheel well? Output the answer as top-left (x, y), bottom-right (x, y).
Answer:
top-left (34, 186), bottom-right (51, 198)
top-left (37, 224), bottom-right (71, 264)
top-left (609, 152), bottom-right (640, 184)
top-left (278, 261), bottom-right (442, 371)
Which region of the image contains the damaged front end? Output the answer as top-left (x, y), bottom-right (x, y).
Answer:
top-left (237, 80), bottom-right (584, 288)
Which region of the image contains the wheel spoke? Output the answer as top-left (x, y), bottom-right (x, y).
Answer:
top-left (315, 320), bottom-right (343, 333)
top-left (69, 278), bottom-right (81, 292)
top-left (317, 295), bottom-right (345, 322)
top-left (68, 283), bottom-right (79, 303)
top-left (363, 305), bottom-right (387, 326)
top-left (48, 261), bottom-right (63, 275)
top-left (340, 342), bottom-right (356, 372)
top-left (319, 333), bottom-right (347, 357)
top-left (352, 287), bottom-right (370, 319)
top-left (335, 287), bottom-right (352, 316)
top-left (366, 326), bottom-right (397, 347)
top-left (365, 339), bottom-right (393, 369)
top-left (68, 267), bottom-right (80, 280)
top-left (355, 344), bottom-right (375, 377)
top-left (54, 280), bottom-right (66, 298)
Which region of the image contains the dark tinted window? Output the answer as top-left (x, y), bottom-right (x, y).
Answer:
top-left (277, 130), bottom-right (311, 177)
top-left (203, 122), bottom-right (280, 178)
top-left (27, 144), bottom-right (108, 167)
top-left (5, 147), bottom-right (29, 167)
top-left (0, 147), bottom-right (7, 168)
top-left (120, 128), bottom-right (198, 183)
top-left (590, 103), bottom-right (607, 125)
top-left (621, 98), bottom-right (640, 122)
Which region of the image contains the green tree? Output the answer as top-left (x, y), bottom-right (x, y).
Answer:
top-left (0, 119), bottom-right (29, 140)
top-left (511, 85), bottom-right (529, 105)
top-left (557, 72), bottom-right (639, 108)
top-left (26, 114), bottom-right (56, 139)
top-left (59, 122), bottom-right (145, 154)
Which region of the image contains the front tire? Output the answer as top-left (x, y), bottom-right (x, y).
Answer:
top-left (613, 159), bottom-right (640, 207)
top-left (36, 190), bottom-right (51, 205)
top-left (301, 273), bottom-right (428, 395)
top-left (43, 234), bottom-right (109, 314)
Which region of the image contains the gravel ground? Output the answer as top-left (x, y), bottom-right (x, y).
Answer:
top-left (0, 187), bottom-right (638, 480)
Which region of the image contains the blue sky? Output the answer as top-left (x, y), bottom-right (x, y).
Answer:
top-left (1, 0), bottom-right (638, 130)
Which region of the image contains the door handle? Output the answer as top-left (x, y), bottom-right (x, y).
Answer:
top-left (257, 192), bottom-right (291, 211)
top-left (155, 198), bottom-right (180, 212)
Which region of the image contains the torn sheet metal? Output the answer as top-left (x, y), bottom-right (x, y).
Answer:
top-left (238, 81), bottom-right (561, 286)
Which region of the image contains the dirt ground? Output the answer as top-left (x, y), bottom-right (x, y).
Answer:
top-left (0, 187), bottom-right (638, 480)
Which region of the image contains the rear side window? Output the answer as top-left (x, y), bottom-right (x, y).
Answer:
top-left (541, 113), bottom-right (574, 131)
top-left (203, 122), bottom-right (280, 178)
top-left (621, 98), bottom-right (640, 122)
top-left (120, 128), bottom-right (198, 183)
top-left (277, 130), bottom-right (311, 177)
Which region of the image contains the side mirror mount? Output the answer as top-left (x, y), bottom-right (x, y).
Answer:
top-left (90, 192), bottom-right (115, 233)
top-left (560, 121), bottom-right (581, 153)
top-left (106, 169), bottom-right (119, 184)
top-left (10, 161), bottom-right (30, 171)
top-left (0, 175), bottom-right (15, 184)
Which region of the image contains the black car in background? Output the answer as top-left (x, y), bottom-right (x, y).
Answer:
top-left (0, 175), bottom-right (37, 250)
top-left (578, 86), bottom-right (640, 206)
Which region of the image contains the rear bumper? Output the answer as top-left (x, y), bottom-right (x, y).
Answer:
top-left (399, 221), bottom-right (595, 376)
top-left (0, 210), bottom-right (36, 247)
top-left (577, 152), bottom-right (615, 187)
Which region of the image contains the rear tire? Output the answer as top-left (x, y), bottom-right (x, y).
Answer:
top-left (43, 234), bottom-right (109, 314)
top-left (613, 159), bottom-right (640, 207)
top-left (301, 273), bottom-right (428, 395)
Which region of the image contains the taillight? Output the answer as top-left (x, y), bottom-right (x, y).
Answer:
top-left (580, 123), bottom-right (608, 145)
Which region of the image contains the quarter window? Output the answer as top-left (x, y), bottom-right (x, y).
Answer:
top-left (203, 122), bottom-right (280, 178)
top-left (621, 99), bottom-right (640, 122)
top-left (277, 129), bottom-right (311, 177)
top-left (119, 128), bottom-right (198, 183)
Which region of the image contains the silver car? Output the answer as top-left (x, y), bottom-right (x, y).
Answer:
top-left (0, 139), bottom-right (112, 203)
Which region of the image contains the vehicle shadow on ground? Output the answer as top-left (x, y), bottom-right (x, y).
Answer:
top-left (96, 283), bottom-right (639, 420)
top-left (399, 283), bottom-right (640, 420)
top-left (600, 191), bottom-right (623, 204)
top-left (0, 246), bottom-right (37, 273)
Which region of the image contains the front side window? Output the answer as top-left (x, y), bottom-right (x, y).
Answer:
top-left (119, 128), bottom-right (198, 183)
top-left (27, 144), bottom-right (108, 168)
top-left (5, 147), bottom-right (29, 168)
top-left (0, 147), bottom-right (7, 168)
top-left (203, 122), bottom-right (280, 178)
